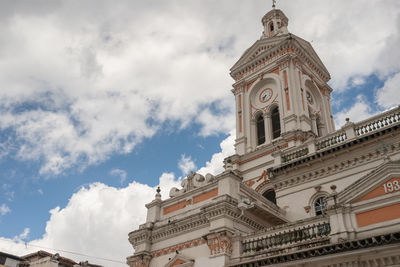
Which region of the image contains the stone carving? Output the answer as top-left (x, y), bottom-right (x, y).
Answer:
top-left (169, 172), bottom-right (215, 198)
top-left (206, 232), bottom-right (233, 256)
top-left (127, 254), bottom-right (152, 267)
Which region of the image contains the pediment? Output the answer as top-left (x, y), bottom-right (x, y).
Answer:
top-left (230, 35), bottom-right (288, 71)
top-left (336, 160), bottom-right (400, 205)
top-left (165, 254), bottom-right (194, 267)
top-left (230, 33), bottom-right (330, 81)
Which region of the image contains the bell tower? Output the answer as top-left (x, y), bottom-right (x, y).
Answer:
top-left (231, 6), bottom-right (335, 156)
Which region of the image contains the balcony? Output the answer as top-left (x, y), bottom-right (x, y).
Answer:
top-left (240, 216), bottom-right (330, 255)
top-left (277, 105), bottom-right (400, 166)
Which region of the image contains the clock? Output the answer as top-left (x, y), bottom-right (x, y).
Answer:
top-left (259, 88), bottom-right (273, 103)
top-left (306, 91), bottom-right (314, 105)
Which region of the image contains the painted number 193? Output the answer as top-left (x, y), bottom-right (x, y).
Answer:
top-left (383, 180), bottom-right (400, 193)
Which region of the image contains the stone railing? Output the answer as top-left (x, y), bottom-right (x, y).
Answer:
top-left (241, 217), bottom-right (330, 254)
top-left (355, 106), bottom-right (400, 137)
top-left (315, 131), bottom-right (347, 151)
top-left (282, 147), bottom-right (309, 163)
top-left (273, 106), bottom-right (400, 167)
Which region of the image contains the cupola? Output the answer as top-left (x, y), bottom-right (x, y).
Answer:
top-left (261, 8), bottom-right (289, 38)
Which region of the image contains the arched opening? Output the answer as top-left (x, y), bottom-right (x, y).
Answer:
top-left (256, 114), bottom-right (265, 145)
top-left (314, 196), bottom-right (327, 216)
top-left (271, 107), bottom-right (281, 139)
top-left (269, 22), bottom-right (274, 34)
top-left (263, 189), bottom-right (276, 204)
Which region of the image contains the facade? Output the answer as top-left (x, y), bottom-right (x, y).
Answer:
top-left (127, 6), bottom-right (400, 267)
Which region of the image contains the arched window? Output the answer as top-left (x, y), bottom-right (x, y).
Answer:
top-left (314, 196), bottom-right (327, 216)
top-left (263, 189), bottom-right (276, 204)
top-left (271, 107), bottom-right (281, 139)
top-left (256, 114), bottom-right (265, 145)
top-left (269, 22), bottom-right (274, 33)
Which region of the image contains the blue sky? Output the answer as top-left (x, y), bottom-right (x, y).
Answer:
top-left (0, 0), bottom-right (399, 266)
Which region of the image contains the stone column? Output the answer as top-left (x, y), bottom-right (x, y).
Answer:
top-left (263, 113), bottom-right (272, 144)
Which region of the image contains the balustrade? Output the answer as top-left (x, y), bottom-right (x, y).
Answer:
top-left (242, 221), bottom-right (330, 254)
top-left (282, 147), bottom-right (309, 163)
top-left (315, 132), bottom-right (347, 151)
top-left (355, 108), bottom-right (400, 136)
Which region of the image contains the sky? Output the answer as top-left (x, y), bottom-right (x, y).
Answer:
top-left (0, 0), bottom-right (399, 266)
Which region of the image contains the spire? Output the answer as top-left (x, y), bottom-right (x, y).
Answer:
top-left (261, 5), bottom-right (289, 38)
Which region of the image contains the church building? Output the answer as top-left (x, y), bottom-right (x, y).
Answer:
top-left (127, 5), bottom-right (400, 267)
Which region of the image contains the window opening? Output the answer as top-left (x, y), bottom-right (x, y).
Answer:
top-left (263, 190), bottom-right (276, 204)
top-left (257, 114), bottom-right (265, 145)
top-left (271, 107), bottom-right (281, 139)
top-left (269, 22), bottom-right (274, 33)
top-left (314, 196), bottom-right (327, 216)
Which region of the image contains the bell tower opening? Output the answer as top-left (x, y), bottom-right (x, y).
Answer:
top-left (256, 113), bottom-right (266, 145)
top-left (271, 107), bottom-right (281, 139)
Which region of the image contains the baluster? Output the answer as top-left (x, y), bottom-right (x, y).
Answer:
top-left (266, 236), bottom-right (270, 249)
top-left (312, 224), bottom-right (317, 238)
top-left (303, 226), bottom-right (308, 239)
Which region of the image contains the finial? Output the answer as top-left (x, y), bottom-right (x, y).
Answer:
top-left (272, 0), bottom-right (276, 9)
top-left (155, 186), bottom-right (161, 200)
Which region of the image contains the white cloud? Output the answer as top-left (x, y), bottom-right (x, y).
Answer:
top-left (283, 0), bottom-right (400, 90)
top-left (0, 1), bottom-right (399, 175)
top-left (0, 173), bottom-right (181, 266)
top-left (0, 203), bottom-right (11, 216)
top-left (178, 154), bottom-right (196, 175)
top-left (376, 72), bottom-right (400, 109)
top-left (334, 95), bottom-right (378, 127)
top-left (13, 228), bottom-right (30, 242)
top-left (110, 168), bottom-right (127, 184)
top-left (198, 130), bottom-right (235, 176)
top-left (196, 107), bottom-right (235, 137)
top-left (0, 129), bottom-right (234, 266)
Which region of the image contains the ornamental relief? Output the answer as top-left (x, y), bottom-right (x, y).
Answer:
top-left (206, 232), bottom-right (233, 256)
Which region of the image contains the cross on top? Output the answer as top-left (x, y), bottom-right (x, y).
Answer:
top-left (272, 0), bottom-right (277, 9)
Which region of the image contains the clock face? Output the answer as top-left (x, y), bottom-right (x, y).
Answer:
top-left (306, 91), bottom-right (314, 105)
top-left (259, 88), bottom-right (273, 103)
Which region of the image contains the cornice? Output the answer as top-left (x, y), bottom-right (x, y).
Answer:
top-left (151, 213), bottom-right (209, 243)
top-left (230, 34), bottom-right (330, 83)
top-left (336, 159), bottom-right (400, 204)
top-left (201, 195), bottom-right (266, 230)
top-left (128, 228), bottom-right (152, 246)
top-left (273, 137), bottom-right (400, 192)
top-left (271, 124), bottom-right (400, 180)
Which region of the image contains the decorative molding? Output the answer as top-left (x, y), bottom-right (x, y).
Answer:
top-left (127, 253), bottom-right (152, 267)
top-left (231, 37), bottom-right (330, 83)
top-left (151, 214), bottom-right (209, 243)
top-left (202, 195), bottom-right (265, 230)
top-left (206, 232), bottom-right (233, 256)
top-left (237, 143), bottom-right (288, 166)
top-left (152, 237), bottom-right (207, 258)
top-left (272, 132), bottom-right (400, 191)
